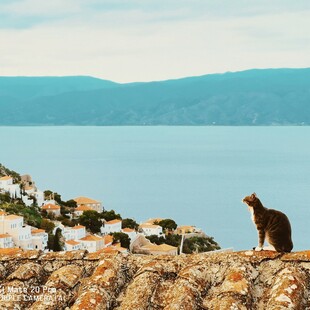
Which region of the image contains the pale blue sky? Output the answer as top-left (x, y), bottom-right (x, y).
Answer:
top-left (0, 0), bottom-right (309, 82)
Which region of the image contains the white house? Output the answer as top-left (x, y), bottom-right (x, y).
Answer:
top-left (0, 176), bottom-right (13, 188)
top-left (139, 223), bottom-right (163, 237)
top-left (31, 229), bottom-right (48, 251)
top-left (71, 225), bottom-right (86, 240)
top-left (73, 196), bottom-right (103, 213)
top-left (65, 240), bottom-right (81, 251)
top-left (42, 204), bottom-right (61, 216)
top-left (74, 205), bottom-right (93, 217)
top-left (79, 235), bottom-right (104, 253)
top-left (0, 233), bottom-right (14, 248)
top-left (0, 176), bottom-right (21, 199)
top-left (101, 219), bottom-right (122, 235)
top-left (121, 228), bottom-right (137, 241)
top-left (0, 214), bottom-right (33, 250)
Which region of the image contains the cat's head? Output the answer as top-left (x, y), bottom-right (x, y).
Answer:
top-left (242, 193), bottom-right (258, 207)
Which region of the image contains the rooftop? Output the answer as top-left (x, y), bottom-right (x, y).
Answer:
top-left (0, 250), bottom-right (309, 308)
top-left (106, 219), bottom-right (122, 225)
top-left (80, 235), bottom-right (103, 241)
top-left (0, 175), bottom-right (12, 181)
top-left (71, 225), bottom-right (85, 230)
top-left (31, 229), bottom-right (45, 234)
top-left (74, 196), bottom-right (100, 204)
top-left (65, 240), bottom-right (80, 246)
top-left (75, 205), bottom-right (93, 211)
top-left (42, 204), bottom-right (60, 210)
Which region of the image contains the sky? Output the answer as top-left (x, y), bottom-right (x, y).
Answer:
top-left (0, 0), bottom-right (309, 83)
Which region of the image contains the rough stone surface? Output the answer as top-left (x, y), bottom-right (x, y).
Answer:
top-left (0, 250), bottom-right (310, 309)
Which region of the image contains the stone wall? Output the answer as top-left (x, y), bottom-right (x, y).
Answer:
top-left (0, 248), bottom-right (310, 309)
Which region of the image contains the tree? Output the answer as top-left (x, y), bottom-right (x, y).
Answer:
top-left (112, 232), bottom-right (130, 249)
top-left (146, 235), bottom-right (165, 245)
top-left (53, 228), bottom-right (64, 252)
top-left (79, 210), bottom-right (102, 233)
top-left (40, 219), bottom-right (55, 233)
top-left (63, 199), bottom-right (77, 209)
top-left (101, 210), bottom-right (122, 221)
top-left (182, 236), bottom-right (220, 254)
top-left (158, 219), bottom-right (177, 232)
top-left (122, 218), bottom-right (139, 230)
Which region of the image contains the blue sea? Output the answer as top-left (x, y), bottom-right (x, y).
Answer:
top-left (0, 126), bottom-right (309, 251)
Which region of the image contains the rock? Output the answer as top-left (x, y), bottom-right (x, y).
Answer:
top-left (0, 250), bottom-right (310, 309)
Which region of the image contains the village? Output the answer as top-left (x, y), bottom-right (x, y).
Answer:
top-left (0, 172), bottom-right (217, 255)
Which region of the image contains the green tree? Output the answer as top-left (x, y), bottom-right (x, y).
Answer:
top-left (158, 219), bottom-right (177, 232)
top-left (40, 219), bottom-right (55, 233)
top-left (182, 236), bottom-right (220, 254)
top-left (63, 199), bottom-right (77, 208)
top-left (146, 235), bottom-right (166, 245)
top-left (101, 210), bottom-right (122, 221)
top-left (122, 218), bottom-right (139, 230)
top-left (47, 233), bottom-right (55, 251)
top-left (112, 232), bottom-right (130, 249)
top-left (53, 228), bottom-right (64, 252)
top-left (79, 210), bottom-right (102, 233)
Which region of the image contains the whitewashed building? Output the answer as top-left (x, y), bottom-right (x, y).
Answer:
top-left (101, 219), bottom-right (122, 235)
top-left (139, 223), bottom-right (163, 237)
top-left (0, 176), bottom-right (21, 199)
top-left (121, 228), bottom-right (137, 241)
top-left (31, 228), bottom-right (48, 251)
top-left (73, 197), bottom-right (103, 213)
top-left (79, 235), bottom-right (104, 253)
top-left (0, 214), bottom-right (33, 250)
top-left (0, 233), bottom-right (14, 248)
top-left (65, 240), bottom-right (81, 251)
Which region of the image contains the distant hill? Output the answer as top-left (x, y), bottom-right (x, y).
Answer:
top-left (1, 68), bottom-right (310, 125)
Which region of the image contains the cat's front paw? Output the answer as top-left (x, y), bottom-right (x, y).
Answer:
top-left (254, 246), bottom-right (263, 251)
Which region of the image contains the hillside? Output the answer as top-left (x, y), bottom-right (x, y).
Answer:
top-left (0, 249), bottom-right (309, 309)
top-left (1, 68), bottom-right (310, 125)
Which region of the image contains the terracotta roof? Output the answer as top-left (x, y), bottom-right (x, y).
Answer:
top-left (74, 197), bottom-right (100, 204)
top-left (139, 223), bottom-right (161, 229)
top-left (80, 235), bottom-right (103, 241)
top-left (31, 229), bottom-right (45, 234)
top-left (71, 225), bottom-right (85, 230)
top-left (4, 214), bottom-right (23, 220)
top-left (65, 240), bottom-right (80, 246)
top-left (106, 219), bottom-right (122, 225)
top-left (75, 205), bottom-right (93, 211)
top-left (98, 247), bottom-right (118, 254)
top-left (0, 234), bottom-right (11, 239)
top-left (0, 176), bottom-right (12, 181)
top-left (103, 235), bottom-right (113, 244)
top-left (42, 204), bottom-right (60, 210)
top-left (122, 228), bottom-right (135, 233)
top-left (0, 211), bottom-right (7, 216)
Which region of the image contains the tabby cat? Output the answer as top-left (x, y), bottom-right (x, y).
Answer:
top-left (242, 193), bottom-right (293, 252)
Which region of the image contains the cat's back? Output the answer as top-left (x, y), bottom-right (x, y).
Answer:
top-left (265, 208), bottom-right (293, 252)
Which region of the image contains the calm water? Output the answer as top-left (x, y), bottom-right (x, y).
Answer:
top-left (0, 126), bottom-right (309, 251)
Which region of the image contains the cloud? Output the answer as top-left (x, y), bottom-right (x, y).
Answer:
top-left (0, 1), bottom-right (309, 81)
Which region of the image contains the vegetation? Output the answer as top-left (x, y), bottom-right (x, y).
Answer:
top-left (182, 236), bottom-right (220, 254)
top-left (53, 228), bottom-right (64, 252)
top-left (146, 234), bottom-right (220, 254)
top-left (1, 202), bottom-right (42, 228)
top-left (112, 232), bottom-right (130, 249)
top-left (157, 219), bottom-right (177, 232)
top-left (79, 210), bottom-right (102, 233)
top-left (101, 209), bottom-right (122, 221)
top-left (40, 219), bottom-right (55, 233)
top-left (122, 218), bottom-right (139, 230)
top-left (0, 163), bottom-right (21, 183)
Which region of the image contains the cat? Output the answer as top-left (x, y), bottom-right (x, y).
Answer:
top-left (242, 193), bottom-right (293, 252)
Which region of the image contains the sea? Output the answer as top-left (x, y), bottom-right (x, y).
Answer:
top-left (0, 126), bottom-right (309, 251)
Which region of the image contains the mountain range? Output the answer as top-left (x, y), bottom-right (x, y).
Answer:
top-left (1, 68), bottom-right (310, 125)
